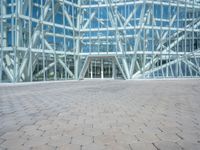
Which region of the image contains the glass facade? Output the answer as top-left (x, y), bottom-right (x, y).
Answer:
top-left (0, 0), bottom-right (200, 82)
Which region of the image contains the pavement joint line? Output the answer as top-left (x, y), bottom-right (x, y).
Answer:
top-left (176, 133), bottom-right (184, 140)
top-left (152, 143), bottom-right (160, 150)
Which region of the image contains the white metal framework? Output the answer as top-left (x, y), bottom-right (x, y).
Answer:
top-left (0, 0), bottom-right (200, 82)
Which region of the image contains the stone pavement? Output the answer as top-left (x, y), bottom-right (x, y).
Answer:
top-left (0, 79), bottom-right (200, 150)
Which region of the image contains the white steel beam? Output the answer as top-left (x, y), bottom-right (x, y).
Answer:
top-left (2, 61), bottom-right (14, 82)
top-left (35, 62), bottom-right (55, 78)
top-left (82, 11), bottom-right (96, 29)
top-left (74, 0), bottom-right (81, 80)
top-left (79, 56), bottom-right (90, 79)
top-left (62, 5), bottom-right (74, 27)
top-left (58, 59), bottom-right (74, 78)
top-left (124, 5), bottom-right (138, 26)
top-left (130, 2), bottom-right (149, 77)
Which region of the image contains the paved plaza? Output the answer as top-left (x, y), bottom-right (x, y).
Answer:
top-left (0, 79), bottom-right (200, 150)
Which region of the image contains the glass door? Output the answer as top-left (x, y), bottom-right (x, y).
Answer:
top-left (103, 59), bottom-right (113, 78)
top-left (92, 59), bottom-right (101, 78)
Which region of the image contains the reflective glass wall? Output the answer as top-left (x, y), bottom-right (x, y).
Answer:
top-left (80, 0), bottom-right (200, 79)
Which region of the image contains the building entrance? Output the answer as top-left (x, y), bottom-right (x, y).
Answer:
top-left (85, 58), bottom-right (114, 79)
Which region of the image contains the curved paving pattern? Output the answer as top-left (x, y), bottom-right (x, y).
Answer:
top-left (0, 79), bottom-right (200, 150)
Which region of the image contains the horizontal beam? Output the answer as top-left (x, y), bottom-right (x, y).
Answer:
top-left (1, 47), bottom-right (200, 57)
top-left (19, 15), bottom-right (77, 31)
top-left (80, 25), bottom-right (200, 33)
top-left (80, 0), bottom-right (200, 9)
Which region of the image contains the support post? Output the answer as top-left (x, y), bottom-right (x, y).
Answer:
top-left (112, 58), bottom-right (116, 79)
top-left (90, 61), bottom-right (93, 79)
top-left (101, 58), bottom-right (104, 79)
top-left (74, 0), bottom-right (81, 80)
top-left (0, 0), bottom-right (7, 82)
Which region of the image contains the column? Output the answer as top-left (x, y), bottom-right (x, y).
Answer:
top-left (101, 58), bottom-right (104, 79)
top-left (112, 58), bottom-right (116, 79)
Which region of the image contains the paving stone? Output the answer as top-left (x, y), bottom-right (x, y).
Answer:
top-left (30, 145), bottom-right (56, 150)
top-left (130, 143), bottom-right (157, 150)
top-left (71, 135), bottom-right (92, 145)
top-left (177, 132), bottom-right (200, 142)
top-left (161, 126), bottom-right (182, 134)
top-left (42, 128), bottom-right (64, 137)
top-left (82, 143), bottom-right (106, 150)
top-left (104, 143), bottom-right (131, 150)
top-left (153, 141), bottom-right (182, 150)
top-left (0, 138), bottom-right (5, 145)
top-left (0, 138), bottom-right (27, 150)
top-left (114, 133), bottom-right (138, 144)
top-left (25, 136), bottom-right (49, 147)
top-left (0, 80), bottom-right (200, 150)
top-left (24, 128), bottom-right (43, 137)
top-left (65, 127), bottom-right (84, 136)
top-left (47, 135), bottom-right (71, 147)
top-left (0, 144), bottom-right (30, 150)
top-left (95, 135), bottom-right (116, 145)
top-left (177, 141), bottom-right (200, 150)
top-left (0, 131), bottom-right (24, 140)
top-left (58, 144), bottom-right (80, 150)
top-left (83, 128), bottom-right (103, 136)
top-left (156, 133), bottom-right (181, 142)
top-left (136, 133), bottom-right (160, 143)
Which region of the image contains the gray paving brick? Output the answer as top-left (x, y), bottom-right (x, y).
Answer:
top-left (71, 135), bottom-right (92, 145)
top-left (177, 141), bottom-right (200, 150)
top-left (82, 143), bottom-right (106, 150)
top-left (0, 79), bottom-right (200, 150)
top-left (58, 144), bottom-right (80, 150)
top-left (156, 133), bottom-right (181, 142)
top-left (47, 135), bottom-right (71, 147)
top-left (130, 143), bottom-right (156, 150)
top-left (153, 141), bottom-right (182, 150)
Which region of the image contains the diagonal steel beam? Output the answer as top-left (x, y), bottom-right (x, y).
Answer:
top-left (58, 59), bottom-right (74, 78)
top-left (105, 0), bottom-right (130, 79)
top-left (43, 38), bottom-right (74, 78)
top-left (2, 61), bottom-right (14, 82)
top-left (82, 11), bottom-right (96, 29)
top-left (35, 62), bottom-right (55, 78)
top-left (18, 0), bottom-right (62, 81)
top-left (79, 56), bottom-right (90, 79)
top-left (132, 15), bottom-right (200, 79)
top-left (124, 5), bottom-right (138, 27)
top-left (115, 56), bottom-right (127, 80)
top-left (138, 59), bottom-right (181, 78)
top-left (62, 5), bottom-right (74, 27)
top-left (130, 2), bottom-right (149, 77)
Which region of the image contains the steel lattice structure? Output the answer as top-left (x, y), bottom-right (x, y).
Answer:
top-left (0, 0), bottom-right (200, 82)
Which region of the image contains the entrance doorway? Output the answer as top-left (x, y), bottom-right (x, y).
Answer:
top-left (85, 58), bottom-right (115, 79)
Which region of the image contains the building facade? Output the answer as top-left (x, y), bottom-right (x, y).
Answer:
top-left (0, 0), bottom-right (200, 82)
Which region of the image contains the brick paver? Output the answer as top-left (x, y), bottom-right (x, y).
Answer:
top-left (0, 79), bottom-right (200, 150)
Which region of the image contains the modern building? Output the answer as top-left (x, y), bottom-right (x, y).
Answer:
top-left (0, 0), bottom-right (200, 82)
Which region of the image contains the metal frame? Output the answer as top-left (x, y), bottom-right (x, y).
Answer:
top-left (0, 0), bottom-right (200, 82)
